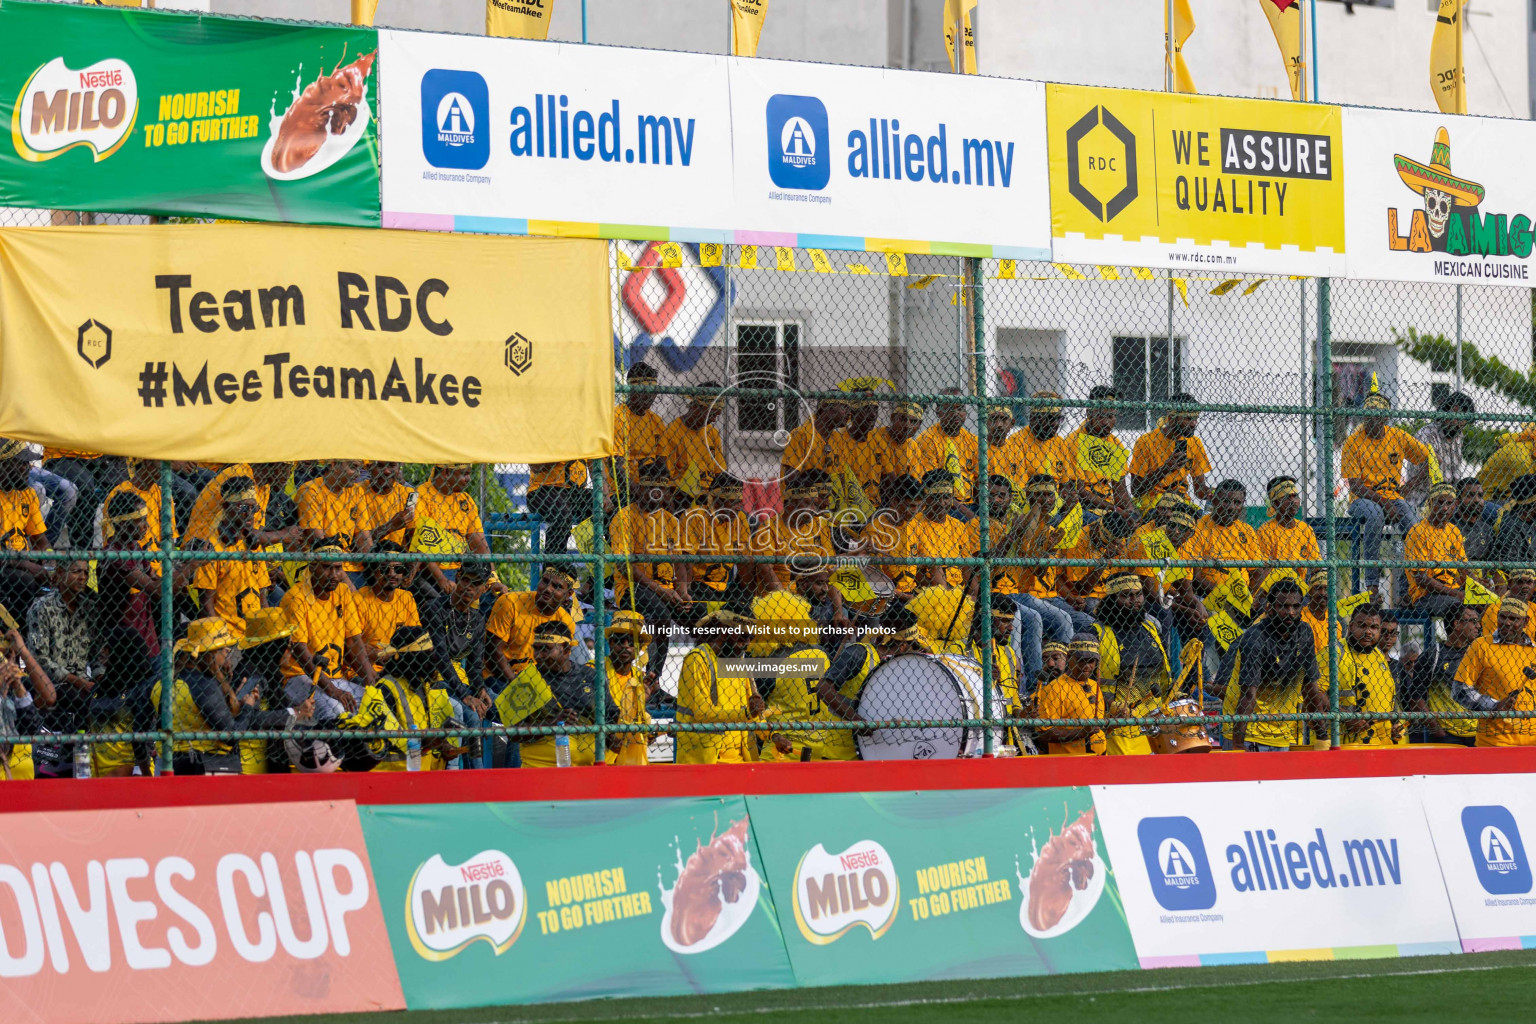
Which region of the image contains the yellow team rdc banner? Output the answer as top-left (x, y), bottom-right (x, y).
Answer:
top-left (0, 224), bottom-right (614, 464)
top-left (1047, 84), bottom-right (1347, 277)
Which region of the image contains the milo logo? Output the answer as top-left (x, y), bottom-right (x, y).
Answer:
top-left (792, 840), bottom-right (900, 944)
top-left (405, 850), bottom-right (527, 961)
top-left (13, 56), bottom-right (138, 162)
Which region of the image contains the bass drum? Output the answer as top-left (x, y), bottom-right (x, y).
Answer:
top-left (855, 653), bottom-right (1008, 760)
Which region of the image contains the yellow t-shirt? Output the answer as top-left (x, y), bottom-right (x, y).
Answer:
top-left (759, 646), bottom-right (835, 762)
top-left (279, 578), bottom-right (363, 679)
top-left (1035, 674), bottom-right (1107, 755)
top-left (679, 507), bottom-right (751, 592)
top-left (612, 404), bottom-right (668, 495)
top-left (1255, 517), bottom-right (1321, 565)
top-left (295, 477), bottom-right (367, 569)
top-left (675, 646), bottom-right (759, 764)
top-left (780, 420), bottom-right (839, 476)
top-left (1128, 430), bottom-right (1212, 506)
top-left (908, 512), bottom-right (974, 588)
top-left (105, 481), bottom-right (177, 548)
top-left (414, 481), bottom-right (484, 570)
top-left (1337, 645), bottom-right (1399, 746)
top-left (1183, 515), bottom-right (1263, 589)
top-left (1404, 520), bottom-right (1465, 603)
top-left (836, 428), bottom-right (896, 503)
top-left (663, 418), bottom-right (727, 495)
top-left (751, 513), bottom-right (835, 590)
top-left (484, 590), bottom-right (576, 676)
top-left (1012, 430), bottom-right (1075, 485)
top-left (1456, 635), bottom-right (1536, 747)
top-left (911, 424), bottom-right (980, 503)
top-left (354, 585), bottom-right (421, 669)
top-left (357, 482), bottom-right (416, 547)
top-left (609, 503), bottom-right (681, 600)
top-left (190, 535), bottom-right (271, 638)
top-left (1341, 425), bottom-right (1432, 502)
top-left (868, 426), bottom-right (919, 482)
top-left (857, 515), bottom-right (918, 595)
top-left (0, 489), bottom-right (46, 552)
top-left (1097, 620), bottom-right (1168, 756)
top-left (187, 464), bottom-right (272, 543)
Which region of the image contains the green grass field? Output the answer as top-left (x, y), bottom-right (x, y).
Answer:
top-left (213, 949), bottom-right (1536, 1024)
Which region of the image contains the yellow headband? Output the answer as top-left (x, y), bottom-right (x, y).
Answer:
top-left (310, 544), bottom-right (346, 557)
top-left (1429, 482), bottom-right (1458, 501)
top-left (1041, 641), bottom-right (1068, 656)
top-left (894, 402), bottom-right (923, 419)
top-left (1502, 598), bottom-right (1530, 619)
top-left (1167, 510), bottom-right (1197, 530)
top-left (1068, 638), bottom-right (1100, 656)
top-left (105, 507), bottom-right (149, 525)
top-left (1363, 394), bottom-right (1390, 410)
top-left (1267, 480), bottom-right (1300, 503)
top-left (1104, 574), bottom-right (1142, 595)
top-left (378, 634), bottom-right (434, 659)
top-left (890, 624), bottom-right (927, 642)
top-left (1510, 569), bottom-right (1536, 583)
top-left (542, 564), bottom-right (578, 584)
top-left (1032, 392), bottom-right (1063, 415)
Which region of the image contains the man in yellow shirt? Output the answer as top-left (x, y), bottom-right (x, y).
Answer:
top-left (0, 442), bottom-right (52, 617)
top-left (675, 609), bottom-right (766, 764)
top-left (1256, 476), bottom-right (1321, 574)
top-left (1226, 578), bottom-right (1320, 752)
top-left (1129, 394), bottom-right (1214, 511)
top-left (414, 464), bottom-right (495, 599)
top-left (831, 388), bottom-right (894, 511)
top-left (609, 458), bottom-right (689, 678)
top-left (1059, 509), bottom-right (1138, 614)
top-left (191, 475), bottom-right (273, 639)
top-left (1034, 634), bottom-right (1108, 755)
top-left (1483, 569), bottom-right (1536, 640)
top-left (1455, 597), bottom-right (1536, 746)
top-left (357, 461), bottom-right (417, 549)
top-left (603, 611), bottom-right (653, 765)
top-left (869, 401), bottom-right (924, 484)
top-left (611, 362), bottom-right (668, 502)
top-left (278, 541), bottom-right (378, 719)
top-left (1064, 385), bottom-right (1133, 514)
top-left (1011, 394), bottom-right (1076, 488)
top-left (912, 388), bottom-right (979, 508)
top-left (1335, 603), bottom-right (1403, 746)
top-left (1342, 390), bottom-right (1432, 591)
top-left (354, 543), bottom-right (423, 673)
top-left (1182, 480), bottom-right (1263, 593)
top-left (663, 385), bottom-right (728, 504)
top-left (104, 458), bottom-right (177, 550)
top-left (983, 405), bottom-right (1032, 493)
top-left (1405, 482), bottom-right (1467, 622)
top-left (680, 473), bottom-right (757, 601)
top-left (485, 565), bottom-right (577, 683)
top-left (908, 469), bottom-right (975, 588)
top-left (780, 399), bottom-right (852, 479)
top-left (751, 470), bottom-right (835, 592)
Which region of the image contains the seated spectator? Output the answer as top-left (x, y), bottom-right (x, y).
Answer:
top-left (96, 491), bottom-right (167, 650)
top-left (486, 565), bottom-right (577, 688)
top-left (1064, 385), bottom-right (1133, 514)
top-left (1256, 476), bottom-right (1321, 572)
top-left (1129, 393), bottom-right (1213, 511)
top-left (1033, 634), bottom-right (1108, 756)
top-left (832, 384), bottom-right (894, 511)
top-left (104, 458), bottom-right (176, 551)
top-left (1406, 603), bottom-right (1481, 747)
top-left (1182, 479), bottom-right (1263, 593)
top-left (1452, 478), bottom-right (1496, 562)
top-left (492, 620), bottom-right (597, 767)
top-left (1455, 597), bottom-right (1536, 747)
top-left (150, 618), bottom-right (302, 775)
top-left (0, 439), bottom-right (50, 616)
top-left (663, 384), bottom-right (727, 505)
top-left (233, 607), bottom-right (307, 774)
top-left (782, 397), bottom-right (852, 479)
top-left (26, 559), bottom-right (94, 745)
top-left (607, 458), bottom-right (687, 675)
top-left (911, 388), bottom-right (979, 513)
top-left (191, 475), bottom-right (274, 639)
top-left (870, 401), bottom-right (923, 483)
top-left (279, 539), bottom-right (377, 719)
top-left (680, 473), bottom-right (757, 603)
top-left (814, 603), bottom-right (930, 760)
top-left (358, 461), bottom-right (416, 549)
top-left (413, 464), bottom-right (496, 600)
top-left (1223, 578), bottom-right (1317, 753)
top-left (528, 457), bottom-right (591, 556)
top-left (355, 542), bottom-right (422, 672)
top-left (603, 610), bottom-right (652, 766)
top-left (610, 362), bottom-right (667, 499)
top-left (1405, 483), bottom-right (1467, 622)
top-left (295, 459), bottom-right (372, 580)
top-left (1059, 509), bottom-right (1138, 619)
top-left (419, 560), bottom-right (492, 714)
top-left (1483, 569), bottom-right (1536, 640)
top-left (374, 625), bottom-right (459, 771)
top-left (1012, 394), bottom-right (1075, 489)
top-left (969, 593), bottom-right (1024, 747)
top-left (1011, 475), bottom-right (1080, 645)
top-left (1335, 603), bottom-right (1402, 746)
top-left (984, 404), bottom-right (1032, 495)
top-left (1491, 473), bottom-right (1536, 566)
top-left (1094, 573), bottom-right (1171, 756)
top-left (186, 462), bottom-right (299, 548)
top-left (675, 608), bottom-right (765, 765)
top-left (907, 468), bottom-right (972, 589)
top-left (752, 469), bottom-right (835, 592)
top-left (855, 475), bottom-right (921, 597)
top-left (1341, 387), bottom-right (1431, 591)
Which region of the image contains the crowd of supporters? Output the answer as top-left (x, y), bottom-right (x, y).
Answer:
top-left (2, 368), bottom-right (1535, 777)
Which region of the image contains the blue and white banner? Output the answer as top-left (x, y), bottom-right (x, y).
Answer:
top-left (1415, 774), bottom-right (1536, 951)
top-left (1092, 779), bottom-right (1460, 967)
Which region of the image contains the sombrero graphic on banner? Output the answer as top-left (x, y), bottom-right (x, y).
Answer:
top-left (1388, 127), bottom-right (1487, 254)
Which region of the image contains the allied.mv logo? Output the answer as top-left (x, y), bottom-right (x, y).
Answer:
top-left (1137, 816), bottom-right (1216, 911)
top-left (1461, 805), bottom-right (1532, 895)
top-left (765, 94), bottom-right (830, 191)
top-left (420, 69), bottom-right (489, 170)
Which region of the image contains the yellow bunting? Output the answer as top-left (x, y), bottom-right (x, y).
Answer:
top-left (739, 245), bottom-right (758, 269)
top-left (1053, 264), bottom-right (1087, 280)
top-left (656, 242), bottom-right (684, 268)
top-left (774, 246), bottom-right (796, 272)
top-left (699, 243), bottom-right (723, 268)
top-left (885, 251), bottom-right (909, 277)
top-left (808, 249), bottom-right (833, 273)
top-left (1096, 266), bottom-right (1121, 281)
top-left (997, 259), bottom-right (1017, 279)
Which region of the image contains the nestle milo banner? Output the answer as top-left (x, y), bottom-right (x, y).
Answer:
top-left (1343, 105), bottom-right (1536, 286)
top-left (359, 797), bottom-right (796, 1008)
top-left (0, 0), bottom-right (379, 225)
top-left (745, 787), bottom-right (1138, 987)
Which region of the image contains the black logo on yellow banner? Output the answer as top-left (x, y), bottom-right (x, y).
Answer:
top-left (76, 319), bottom-right (111, 369)
top-left (1065, 106), bottom-right (1137, 222)
top-left (504, 331), bottom-right (533, 376)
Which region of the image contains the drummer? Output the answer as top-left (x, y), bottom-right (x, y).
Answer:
top-left (815, 603), bottom-right (930, 760)
top-left (750, 590), bottom-right (833, 762)
top-left (1033, 633), bottom-right (1108, 755)
top-left (1095, 573), bottom-right (1172, 755)
top-left (969, 592), bottom-right (1024, 742)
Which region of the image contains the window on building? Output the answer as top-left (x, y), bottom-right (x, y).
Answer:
top-left (734, 321), bottom-right (801, 435)
top-left (1111, 336), bottom-right (1184, 431)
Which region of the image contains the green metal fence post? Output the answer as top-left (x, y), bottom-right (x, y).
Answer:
top-left (1317, 278), bottom-right (1341, 748)
top-left (156, 459), bottom-right (175, 774)
top-left (970, 256), bottom-right (994, 755)
top-left (590, 458), bottom-right (607, 763)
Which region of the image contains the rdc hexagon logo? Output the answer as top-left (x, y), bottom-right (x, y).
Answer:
top-left (1066, 105), bottom-right (1137, 222)
top-left (504, 331), bottom-right (532, 376)
top-left (77, 319), bottom-right (111, 369)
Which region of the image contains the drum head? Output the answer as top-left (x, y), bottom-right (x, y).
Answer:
top-left (855, 654), bottom-right (969, 760)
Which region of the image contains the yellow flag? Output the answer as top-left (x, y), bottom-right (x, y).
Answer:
top-left (943, 0), bottom-right (979, 74)
top-left (1141, 527), bottom-right (1178, 562)
top-left (808, 249), bottom-right (833, 273)
top-left (739, 245), bottom-right (758, 269)
top-left (1259, 0), bottom-right (1305, 101)
top-left (997, 259), bottom-right (1017, 280)
top-left (699, 243), bottom-right (723, 267)
top-left (411, 515), bottom-right (467, 555)
top-left (831, 464), bottom-right (875, 519)
top-left (487, 0), bottom-right (553, 40)
top-left (350, 0), bottom-right (380, 25)
top-left (1166, 0), bottom-right (1197, 94)
top-left (1465, 576), bottom-right (1500, 607)
top-left (1430, 0), bottom-right (1466, 114)
top-left (678, 460), bottom-right (704, 500)
top-left (1076, 432), bottom-right (1129, 481)
top-left (1052, 502), bottom-right (1085, 550)
top-left (729, 0), bottom-right (770, 57)
top-left (493, 664), bottom-right (556, 727)
top-left (830, 567), bottom-right (878, 606)
top-left (885, 251), bottom-right (909, 277)
top-left (774, 246), bottom-right (796, 272)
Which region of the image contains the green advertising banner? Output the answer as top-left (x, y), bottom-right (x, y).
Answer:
top-left (0, 1), bottom-right (378, 225)
top-left (746, 787), bottom-right (1138, 987)
top-left (360, 796), bottom-right (797, 1008)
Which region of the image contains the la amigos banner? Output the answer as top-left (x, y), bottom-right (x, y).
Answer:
top-left (0, 223), bottom-right (614, 464)
top-left (0, 1), bottom-right (380, 226)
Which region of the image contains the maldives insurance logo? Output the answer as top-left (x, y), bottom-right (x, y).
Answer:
top-left (1137, 816), bottom-right (1217, 911)
top-left (1461, 805), bottom-right (1533, 896)
top-left (12, 56), bottom-right (138, 163)
top-left (792, 840), bottom-right (899, 944)
top-left (405, 850), bottom-right (528, 961)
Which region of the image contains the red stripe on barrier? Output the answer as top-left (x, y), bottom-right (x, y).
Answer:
top-left (4, 745), bottom-right (1535, 812)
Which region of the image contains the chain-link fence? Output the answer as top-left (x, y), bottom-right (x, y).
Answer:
top-left (4, 227), bottom-right (1536, 778)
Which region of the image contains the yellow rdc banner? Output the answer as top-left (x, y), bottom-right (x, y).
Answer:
top-left (1046, 84), bottom-right (1345, 277)
top-left (487, 0), bottom-right (553, 39)
top-left (0, 224), bottom-right (614, 464)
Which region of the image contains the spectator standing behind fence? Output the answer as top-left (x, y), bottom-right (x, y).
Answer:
top-left (528, 458), bottom-right (589, 556)
top-left (603, 610), bottom-right (652, 765)
top-left (418, 561), bottom-right (492, 761)
top-left (1405, 483), bottom-right (1468, 622)
top-left (1407, 603), bottom-right (1481, 746)
top-left (0, 440), bottom-right (49, 617)
top-left (611, 362), bottom-right (667, 501)
top-left (1454, 597), bottom-right (1536, 746)
top-left (1223, 578), bottom-right (1318, 752)
top-left (1129, 394), bottom-right (1213, 512)
top-left (191, 475), bottom-right (273, 640)
top-left (1064, 386), bottom-right (1133, 515)
top-left (1334, 604), bottom-right (1403, 746)
top-left (911, 388), bottom-right (978, 515)
top-left (1341, 385), bottom-right (1433, 592)
top-left (1404, 391), bottom-right (1478, 511)
top-left (663, 384), bottom-right (727, 506)
top-left (103, 458), bottom-right (175, 551)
